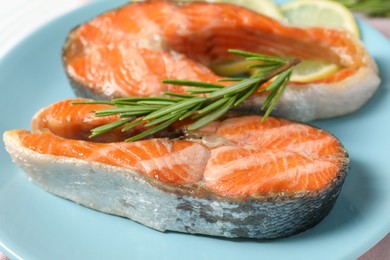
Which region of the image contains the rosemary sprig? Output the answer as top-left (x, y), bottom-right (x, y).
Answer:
top-left (74, 49), bottom-right (300, 142)
top-left (337, 0), bottom-right (390, 17)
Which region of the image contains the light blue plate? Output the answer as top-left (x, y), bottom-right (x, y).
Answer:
top-left (1, 1), bottom-right (390, 259)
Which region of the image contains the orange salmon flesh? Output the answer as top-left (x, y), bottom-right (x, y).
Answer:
top-left (63, 0), bottom-right (368, 99)
top-left (9, 99), bottom-right (348, 197)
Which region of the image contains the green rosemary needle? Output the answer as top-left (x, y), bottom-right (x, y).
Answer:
top-left (337, 0), bottom-right (390, 17)
top-left (74, 49), bottom-right (300, 142)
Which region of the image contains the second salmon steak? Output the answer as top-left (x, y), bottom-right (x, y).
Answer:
top-left (3, 99), bottom-right (349, 239)
top-left (63, 0), bottom-right (380, 121)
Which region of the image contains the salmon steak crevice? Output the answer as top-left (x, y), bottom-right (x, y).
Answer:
top-left (4, 98), bottom-right (349, 239)
top-left (63, 0), bottom-right (380, 122)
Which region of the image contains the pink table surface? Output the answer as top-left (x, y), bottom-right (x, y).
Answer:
top-left (0, 1), bottom-right (389, 259)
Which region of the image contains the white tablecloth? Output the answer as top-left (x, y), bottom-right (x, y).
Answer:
top-left (0, 0), bottom-right (389, 259)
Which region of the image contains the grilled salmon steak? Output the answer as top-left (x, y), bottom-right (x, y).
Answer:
top-left (63, 0), bottom-right (380, 121)
top-left (3, 99), bottom-right (349, 238)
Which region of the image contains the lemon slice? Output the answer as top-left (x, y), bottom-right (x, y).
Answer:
top-left (221, 0), bottom-right (284, 20)
top-left (280, 0), bottom-right (360, 82)
top-left (211, 60), bottom-right (265, 76)
top-left (290, 60), bottom-right (340, 82)
top-left (281, 0), bottom-right (360, 37)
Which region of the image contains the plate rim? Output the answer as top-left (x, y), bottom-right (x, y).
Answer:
top-left (0, 0), bottom-right (390, 259)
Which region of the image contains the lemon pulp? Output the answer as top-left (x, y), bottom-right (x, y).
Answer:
top-left (281, 0), bottom-right (360, 37)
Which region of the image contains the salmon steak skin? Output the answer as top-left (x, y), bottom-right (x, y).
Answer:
top-left (3, 99), bottom-right (349, 239)
top-left (63, 0), bottom-right (380, 122)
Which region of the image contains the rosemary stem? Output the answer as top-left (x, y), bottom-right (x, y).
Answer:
top-left (261, 58), bottom-right (301, 82)
top-left (77, 50), bottom-right (301, 142)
